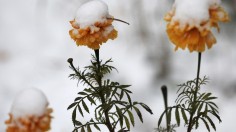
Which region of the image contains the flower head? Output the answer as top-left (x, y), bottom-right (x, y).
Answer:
top-left (5, 88), bottom-right (53, 132)
top-left (165, 0), bottom-right (229, 52)
top-left (69, 0), bottom-right (117, 49)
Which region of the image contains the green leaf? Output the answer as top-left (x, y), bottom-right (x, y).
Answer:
top-left (105, 103), bottom-right (113, 112)
top-left (84, 88), bottom-right (93, 93)
top-left (68, 102), bottom-right (78, 110)
top-left (194, 118), bottom-right (199, 129)
top-left (201, 118), bottom-right (210, 132)
top-left (175, 107), bottom-right (180, 126)
top-left (206, 116), bottom-right (216, 131)
top-left (106, 79), bottom-right (110, 85)
top-left (120, 90), bottom-right (124, 100)
top-left (94, 123), bottom-right (101, 131)
top-left (176, 96), bottom-right (188, 104)
top-left (124, 115), bottom-right (130, 130)
top-left (210, 111), bottom-right (222, 122)
top-left (139, 103), bottom-right (153, 114)
top-left (202, 93), bottom-right (212, 100)
top-left (205, 97), bottom-right (217, 101)
top-left (116, 106), bottom-right (123, 127)
top-left (126, 92), bottom-right (132, 106)
top-left (98, 108), bottom-right (103, 121)
top-left (128, 110), bottom-right (135, 126)
top-left (87, 96), bottom-right (96, 105)
top-left (111, 88), bottom-right (118, 98)
top-left (72, 108), bottom-right (77, 125)
top-left (167, 108), bottom-right (172, 127)
top-left (198, 93), bottom-right (206, 100)
top-left (181, 108), bottom-right (188, 124)
top-left (117, 85), bottom-right (131, 89)
top-left (82, 100), bottom-right (90, 113)
top-left (78, 92), bottom-right (88, 95)
top-left (105, 88), bottom-right (111, 99)
top-left (74, 120), bottom-right (82, 126)
top-left (74, 97), bottom-right (82, 102)
top-left (90, 118), bottom-right (94, 122)
top-left (204, 104), bottom-right (208, 115)
top-left (158, 111), bottom-right (166, 127)
top-left (81, 127), bottom-right (85, 132)
top-left (78, 105), bottom-right (84, 117)
top-left (124, 89), bottom-right (132, 93)
top-left (208, 104), bottom-right (218, 113)
top-left (110, 115), bottom-right (116, 123)
top-left (87, 125), bottom-right (92, 132)
top-left (73, 128), bottom-right (78, 132)
top-left (197, 102), bottom-right (204, 115)
top-left (134, 106), bottom-right (143, 123)
top-left (208, 101), bottom-right (218, 109)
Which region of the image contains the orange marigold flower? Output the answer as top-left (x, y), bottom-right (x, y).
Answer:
top-left (69, 0), bottom-right (117, 49)
top-left (165, 0), bottom-right (229, 52)
top-left (5, 88), bottom-right (53, 132)
top-left (5, 108), bottom-right (53, 132)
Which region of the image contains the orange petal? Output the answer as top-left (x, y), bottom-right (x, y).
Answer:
top-left (205, 32), bottom-right (216, 49)
top-left (197, 37), bottom-right (206, 52)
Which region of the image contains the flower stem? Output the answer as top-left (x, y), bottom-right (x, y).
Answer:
top-left (187, 52), bottom-right (202, 132)
top-left (94, 49), bottom-right (114, 132)
top-left (196, 53), bottom-right (202, 91)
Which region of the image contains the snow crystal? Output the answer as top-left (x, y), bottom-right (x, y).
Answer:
top-left (172, 0), bottom-right (222, 29)
top-left (10, 88), bottom-right (48, 119)
top-left (75, 0), bottom-right (111, 29)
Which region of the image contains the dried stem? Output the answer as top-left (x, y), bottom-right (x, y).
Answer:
top-left (107, 17), bottom-right (130, 25)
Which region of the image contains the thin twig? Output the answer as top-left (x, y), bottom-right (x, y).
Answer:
top-left (107, 17), bottom-right (130, 25)
top-left (68, 58), bottom-right (96, 90)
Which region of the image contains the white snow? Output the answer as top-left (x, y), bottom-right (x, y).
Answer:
top-left (75, 0), bottom-right (111, 29)
top-left (10, 88), bottom-right (48, 119)
top-left (0, 0), bottom-right (235, 132)
top-left (171, 0), bottom-right (222, 30)
top-left (103, 25), bottom-right (114, 36)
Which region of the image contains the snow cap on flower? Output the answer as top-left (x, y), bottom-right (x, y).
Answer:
top-left (69, 0), bottom-right (117, 49)
top-left (165, 0), bottom-right (229, 52)
top-left (5, 88), bottom-right (53, 132)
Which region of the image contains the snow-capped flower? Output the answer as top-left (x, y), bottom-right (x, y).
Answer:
top-left (5, 88), bottom-right (53, 132)
top-left (165, 0), bottom-right (229, 52)
top-left (69, 0), bottom-right (117, 49)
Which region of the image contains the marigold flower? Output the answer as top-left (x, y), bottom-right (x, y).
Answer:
top-left (69, 0), bottom-right (117, 49)
top-left (165, 0), bottom-right (229, 52)
top-left (5, 88), bottom-right (53, 132)
top-left (5, 108), bottom-right (53, 132)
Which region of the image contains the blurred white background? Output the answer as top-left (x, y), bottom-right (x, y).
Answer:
top-left (0, 0), bottom-right (236, 131)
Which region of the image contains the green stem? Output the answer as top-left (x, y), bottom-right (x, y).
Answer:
top-left (113, 105), bottom-right (132, 128)
top-left (68, 58), bottom-right (96, 90)
top-left (94, 49), bottom-right (114, 132)
top-left (187, 52), bottom-right (202, 132)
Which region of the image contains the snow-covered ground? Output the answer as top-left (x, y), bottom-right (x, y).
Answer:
top-left (0, 0), bottom-right (236, 131)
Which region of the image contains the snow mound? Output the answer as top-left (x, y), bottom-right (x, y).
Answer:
top-left (75, 0), bottom-right (111, 29)
top-left (172, 0), bottom-right (222, 28)
top-left (10, 88), bottom-right (48, 119)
